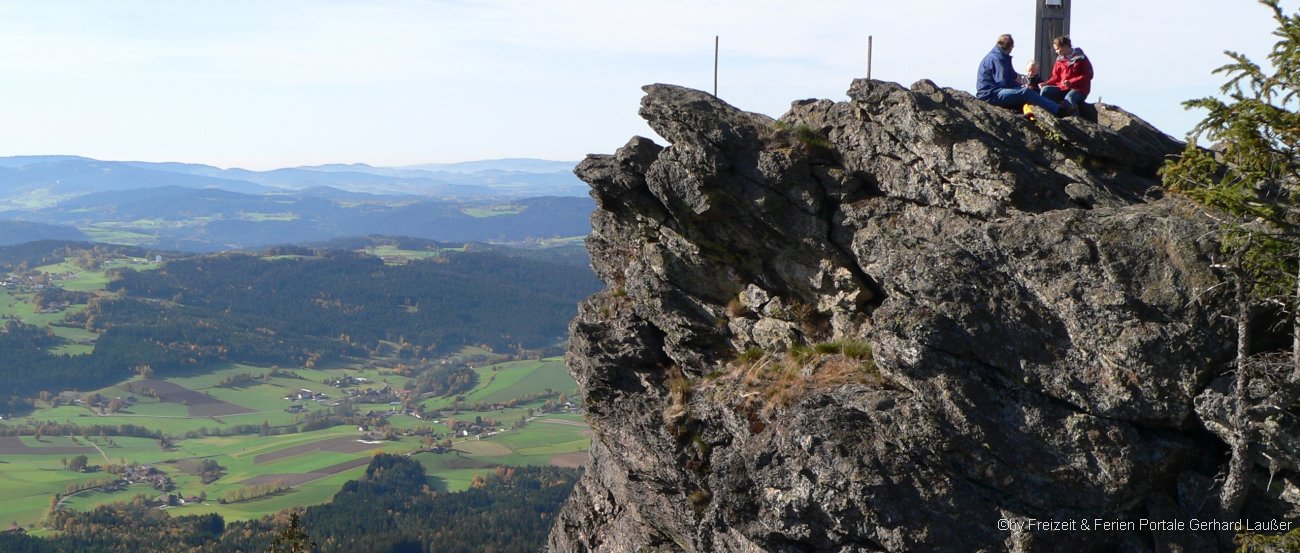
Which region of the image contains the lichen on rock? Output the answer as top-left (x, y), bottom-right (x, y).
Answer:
top-left (549, 80), bottom-right (1247, 553)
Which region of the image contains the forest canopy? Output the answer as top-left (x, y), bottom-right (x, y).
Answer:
top-left (0, 246), bottom-right (600, 398)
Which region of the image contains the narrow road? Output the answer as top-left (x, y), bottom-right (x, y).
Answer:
top-left (87, 438), bottom-right (110, 463)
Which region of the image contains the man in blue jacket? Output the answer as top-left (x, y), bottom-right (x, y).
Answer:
top-left (976, 34), bottom-right (1068, 116)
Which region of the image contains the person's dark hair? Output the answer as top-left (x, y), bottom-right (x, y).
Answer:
top-left (997, 34), bottom-right (1014, 51)
top-left (1053, 35), bottom-right (1072, 48)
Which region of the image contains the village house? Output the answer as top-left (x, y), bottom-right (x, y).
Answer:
top-left (40, 301), bottom-right (70, 313)
top-left (282, 390), bottom-right (328, 401)
top-left (122, 464), bottom-right (174, 492)
top-left (350, 385), bottom-right (399, 404)
top-left (448, 419), bottom-right (492, 437)
top-left (325, 375), bottom-right (362, 388)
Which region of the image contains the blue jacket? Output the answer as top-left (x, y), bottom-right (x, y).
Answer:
top-left (976, 46), bottom-right (1017, 101)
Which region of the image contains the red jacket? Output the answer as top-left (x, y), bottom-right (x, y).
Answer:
top-left (1044, 47), bottom-right (1093, 96)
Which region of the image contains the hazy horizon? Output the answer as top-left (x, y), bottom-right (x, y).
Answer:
top-left (0, 154), bottom-right (582, 173)
top-left (0, 1), bottom-right (1286, 170)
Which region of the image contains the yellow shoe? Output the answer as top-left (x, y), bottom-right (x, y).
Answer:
top-left (1022, 104), bottom-right (1035, 120)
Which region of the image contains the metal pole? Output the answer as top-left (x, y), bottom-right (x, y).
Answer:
top-left (714, 36), bottom-right (719, 97)
top-left (868, 36), bottom-right (873, 80)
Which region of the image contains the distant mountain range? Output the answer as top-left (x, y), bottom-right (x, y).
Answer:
top-left (0, 156), bottom-right (586, 206)
top-left (0, 156), bottom-right (594, 251)
top-left (306, 159), bottom-right (579, 174)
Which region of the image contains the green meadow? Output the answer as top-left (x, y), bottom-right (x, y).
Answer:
top-left (0, 355), bottom-right (587, 529)
top-left (236, 212), bottom-right (298, 222)
top-left (361, 244), bottom-right (468, 264)
top-left (532, 236), bottom-right (586, 247)
top-left (79, 227), bottom-right (158, 246)
top-left (33, 260), bottom-right (112, 292)
top-left (1, 256), bottom-right (160, 356)
top-left (420, 358), bottom-right (571, 411)
top-left (0, 251), bottom-right (588, 529)
top-left (462, 204), bottom-right (525, 217)
top-left (0, 288), bottom-right (26, 317)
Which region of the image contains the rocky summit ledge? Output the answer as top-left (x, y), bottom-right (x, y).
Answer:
top-left (548, 80), bottom-right (1253, 552)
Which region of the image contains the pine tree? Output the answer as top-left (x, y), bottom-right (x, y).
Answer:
top-left (265, 512), bottom-right (316, 553)
top-left (1162, 0), bottom-right (1300, 527)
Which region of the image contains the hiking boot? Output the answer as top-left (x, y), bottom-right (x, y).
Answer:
top-left (1057, 103), bottom-right (1076, 117)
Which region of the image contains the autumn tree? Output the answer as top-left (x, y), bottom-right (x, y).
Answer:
top-left (66, 455), bottom-right (88, 472)
top-left (265, 512), bottom-right (316, 553)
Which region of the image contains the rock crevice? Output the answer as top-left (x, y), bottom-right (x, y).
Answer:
top-left (550, 79), bottom-right (1262, 552)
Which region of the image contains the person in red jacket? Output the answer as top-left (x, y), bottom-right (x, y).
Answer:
top-left (1040, 36), bottom-right (1092, 116)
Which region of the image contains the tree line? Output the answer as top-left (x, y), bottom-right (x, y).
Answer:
top-left (0, 247), bottom-right (599, 398)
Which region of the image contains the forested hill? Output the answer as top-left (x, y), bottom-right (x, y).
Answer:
top-left (104, 250), bottom-right (597, 353)
top-left (0, 246), bottom-right (600, 397)
top-left (0, 221), bottom-right (86, 246)
top-left (0, 155), bottom-right (595, 252)
top-left (0, 241), bottom-right (168, 271)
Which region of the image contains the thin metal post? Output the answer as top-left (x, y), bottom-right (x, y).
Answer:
top-left (713, 36), bottom-right (719, 97)
top-left (868, 36), bottom-right (873, 80)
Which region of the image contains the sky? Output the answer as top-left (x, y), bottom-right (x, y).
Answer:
top-left (0, 1), bottom-right (1290, 170)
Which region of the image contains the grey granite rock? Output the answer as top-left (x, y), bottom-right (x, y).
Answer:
top-left (549, 80), bottom-right (1259, 552)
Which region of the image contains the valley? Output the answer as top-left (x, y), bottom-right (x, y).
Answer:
top-left (0, 241), bottom-right (595, 533)
top-left (0, 357), bottom-right (587, 531)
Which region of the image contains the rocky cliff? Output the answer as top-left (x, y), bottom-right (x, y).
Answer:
top-left (547, 79), bottom-right (1277, 552)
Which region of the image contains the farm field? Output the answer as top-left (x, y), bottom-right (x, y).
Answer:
top-left (0, 354), bottom-right (587, 529)
top-left (0, 246), bottom-right (590, 531)
top-left (0, 287), bottom-right (25, 316)
top-left (2, 254), bottom-right (162, 355)
top-left (420, 358), bottom-right (572, 410)
top-left (362, 244), bottom-right (461, 264)
top-left (462, 204), bottom-right (525, 217)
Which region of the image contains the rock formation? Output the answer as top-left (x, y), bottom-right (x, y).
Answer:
top-left (548, 79), bottom-right (1275, 552)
